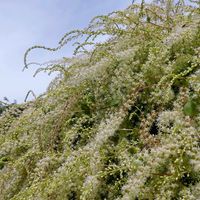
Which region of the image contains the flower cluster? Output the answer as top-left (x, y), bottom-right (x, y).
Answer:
top-left (0, 1), bottom-right (200, 199)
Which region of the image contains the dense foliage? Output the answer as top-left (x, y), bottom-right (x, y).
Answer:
top-left (0, 101), bottom-right (9, 116)
top-left (0, 103), bottom-right (5, 115)
top-left (0, 1), bottom-right (200, 199)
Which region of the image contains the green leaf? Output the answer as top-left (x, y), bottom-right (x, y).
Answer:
top-left (183, 99), bottom-right (198, 116)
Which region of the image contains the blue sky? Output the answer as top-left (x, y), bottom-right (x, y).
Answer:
top-left (0, 0), bottom-right (131, 103)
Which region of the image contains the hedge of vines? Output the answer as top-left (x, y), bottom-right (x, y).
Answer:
top-left (0, 1), bottom-right (200, 199)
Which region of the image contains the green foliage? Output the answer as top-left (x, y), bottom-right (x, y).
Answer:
top-left (183, 98), bottom-right (198, 116)
top-left (0, 1), bottom-right (200, 200)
